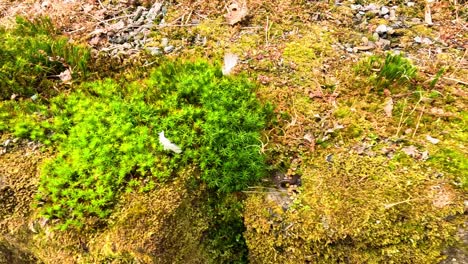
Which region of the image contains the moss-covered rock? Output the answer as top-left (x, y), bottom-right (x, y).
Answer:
top-left (244, 153), bottom-right (465, 263)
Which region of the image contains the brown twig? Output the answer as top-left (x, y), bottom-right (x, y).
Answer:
top-left (442, 77), bottom-right (468, 85)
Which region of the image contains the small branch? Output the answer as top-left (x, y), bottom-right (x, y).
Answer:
top-left (442, 77), bottom-right (468, 85)
top-left (384, 198), bottom-right (414, 209)
top-left (97, 0), bottom-right (105, 9)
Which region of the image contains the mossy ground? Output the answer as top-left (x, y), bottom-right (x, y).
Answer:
top-left (0, 0), bottom-right (467, 263)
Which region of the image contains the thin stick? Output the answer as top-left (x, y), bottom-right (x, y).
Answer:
top-left (384, 198), bottom-right (414, 209)
top-left (443, 77), bottom-right (468, 85)
top-left (397, 94), bottom-right (423, 136)
top-left (97, 0), bottom-right (105, 9)
top-left (97, 14), bottom-right (136, 25)
top-left (65, 27), bottom-right (86, 34)
top-left (412, 105), bottom-right (425, 138)
top-left (242, 191), bottom-right (283, 194)
top-left (185, 10), bottom-right (193, 25)
top-left (247, 186), bottom-right (278, 190)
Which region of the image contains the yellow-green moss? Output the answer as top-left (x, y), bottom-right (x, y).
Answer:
top-left (244, 153), bottom-right (465, 263)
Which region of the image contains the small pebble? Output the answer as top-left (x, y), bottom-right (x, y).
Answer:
top-left (375, 24), bottom-right (388, 34)
top-left (376, 38), bottom-right (391, 49)
top-left (41, 1), bottom-right (50, 9)
top-left (365, 3), bottom-right (378, 11)
top-left (164, 45), bottom-right (174, 53)
top-left (422, 38), bottom-right (433, 45)
top-left (147, 47), bottom-right (161, 55)
top-left (380, 6), bottom-right (389, 16)
top-left (122, 43), bottom-right (132, 49)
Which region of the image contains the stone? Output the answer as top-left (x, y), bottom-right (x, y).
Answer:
top-left (380, 6), bottom-right (390, 16)
top-left (164, 45), bottom-right (174, 53)
top-left (147, 47), bottom-right (161, 55)
top-left (375, 24), bottom-right (388, 34)
top-left (376, 38), bottom-right (391, 49)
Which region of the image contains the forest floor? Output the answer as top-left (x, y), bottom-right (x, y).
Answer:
top-left (0, 0), bottom-right (467, 263)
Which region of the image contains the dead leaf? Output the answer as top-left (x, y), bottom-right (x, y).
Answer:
top-left (402, 145), bottom-right (418, 157)
top-left (225, 1), bottom-right (248, 25)
top-left (89, 35), bottom-right (101, 46)
top-left (59, 69), bottom-right (72, 83)
top-left (303, 133), bottom-right (314, 143)
top-left (384, 97), bottom-right (393, 117)
top-left (402, 145), bottom-right (429, 161)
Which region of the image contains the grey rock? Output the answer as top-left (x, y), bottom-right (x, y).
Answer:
top-left (364, 3), bottom-right (378, 11)
top-left (389, 9), bottom-right (397, 20)
top-left (147, 47), bottom-right (161, 55)
top-left (164, 45), bottom-right (174, 53)
top-left (375, 24), bottom-right (388, 34)
top-left (376, 38), bottom-right (391, 49)
top-left (380, 6), bottom-right (389, 16)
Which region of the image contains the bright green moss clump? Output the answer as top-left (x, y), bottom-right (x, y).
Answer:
top-left (0, 17), bottom-right (90, 99)
top-left (244, 153), bottom-right (464, 263)
top-left (34, 60), bottom-right (271, 229)
top-left (355, 52), bottom-right (417, 91)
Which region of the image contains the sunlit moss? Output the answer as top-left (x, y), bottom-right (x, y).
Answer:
top-left (244, 153), bottom-right (465, 263)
